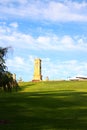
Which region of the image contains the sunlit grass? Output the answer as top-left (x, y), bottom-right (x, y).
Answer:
top-left (0, 81), bottom-right (87, 130)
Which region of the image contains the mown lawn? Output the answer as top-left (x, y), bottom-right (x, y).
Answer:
top-left (0, 81), bottom-right (87, 130)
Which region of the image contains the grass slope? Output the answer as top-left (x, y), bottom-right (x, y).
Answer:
top-left (0, 81), bottom-right (87, 130)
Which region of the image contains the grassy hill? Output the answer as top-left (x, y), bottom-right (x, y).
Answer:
top-left (0, 81), bottom-right (87, 130)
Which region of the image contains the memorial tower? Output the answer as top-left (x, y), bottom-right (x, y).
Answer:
top-left (33, 58), bottom-right (42, 81)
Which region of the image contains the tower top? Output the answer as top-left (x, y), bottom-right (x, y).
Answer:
top-left (35, 58), bottom-right (41, 61)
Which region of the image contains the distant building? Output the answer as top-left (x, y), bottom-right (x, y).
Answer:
top-left (76, 77), bottom-right (87, 81)
top-left (12, 73), bottom-right (16, 80)
top-left (69, 77), bottom-right (87, 81)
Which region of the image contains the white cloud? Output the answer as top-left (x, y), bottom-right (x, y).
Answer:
top-left (6, 56), bottom-right (34, 81)
top-left (0, 0), bottom-right (87, 22)
top-left (61, 35), bottom-right (75, 49)
top-left (0, 24), bottom-right (87, 51)
top-left (42, 59), bottom-right (87, 80)
top-left (6, 56), bottom-right (25, 69)
top-left (44, 1), bottom-right (87, 22)
top-left (9, 22), bottom-right (18, 28)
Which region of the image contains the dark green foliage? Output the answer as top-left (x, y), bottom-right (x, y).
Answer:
top-left (0, 47), bottom-right (18, 91)
top-left (0, 47), bottom-right (9, 73)
top-left (0, 71), bottom-right (19, 92)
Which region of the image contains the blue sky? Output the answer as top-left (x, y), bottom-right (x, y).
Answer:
top-left (0, 0), bottom-right (87, 81)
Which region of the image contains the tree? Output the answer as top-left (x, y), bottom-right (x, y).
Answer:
top-left (0, 47), bottom-right (19, 92)
top-left (0, 47), bottom-right (9, 73)
top-left (0, 47), bottom-right (10, 90)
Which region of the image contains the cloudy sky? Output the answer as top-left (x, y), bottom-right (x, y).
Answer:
top-left (0, 0), bottom-right (87, 81)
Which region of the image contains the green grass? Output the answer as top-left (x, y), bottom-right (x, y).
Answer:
top-left (0, 81), bottom-right (87, 130)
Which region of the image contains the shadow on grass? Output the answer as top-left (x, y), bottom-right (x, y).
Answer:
top-left (0, 89), bottom-right (87, 130)
top-left (18, 82), bottom-right (36, 92)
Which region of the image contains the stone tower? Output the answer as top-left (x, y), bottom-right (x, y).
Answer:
top-left (33, 58), bottom-right (42, 81)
